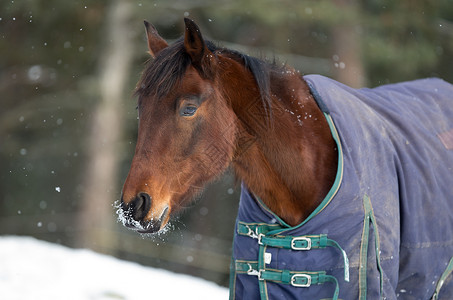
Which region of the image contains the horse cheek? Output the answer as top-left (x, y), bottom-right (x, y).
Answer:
top-left (201, 113), bottom-right (237, 177)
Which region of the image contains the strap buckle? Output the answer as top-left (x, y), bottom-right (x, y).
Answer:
top-left (291, 236), bottom-right (311, 250)
top-left (246, 265), bottom-right (264, 281)
top-left (258, 233), bottom-right (265, 245)
top-left (258, 269), bottom-right (265, 281)
top-left (246, 263), bottom-right (260, 276)
top-left (245, 226), bottom-right (258, 239)
top-left (291, 274), bottom-right (311, 287)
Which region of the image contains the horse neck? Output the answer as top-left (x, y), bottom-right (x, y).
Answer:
top-left (228, 69), bottom-right (337, 226)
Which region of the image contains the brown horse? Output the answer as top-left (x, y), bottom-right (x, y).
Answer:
top-left (120, 18), bottom-right (453, 299)
top-left (120, 18), bottom-right (337, 233)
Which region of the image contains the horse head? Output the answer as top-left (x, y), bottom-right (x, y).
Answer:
top-left (119, 19), bottom-right (241, 234)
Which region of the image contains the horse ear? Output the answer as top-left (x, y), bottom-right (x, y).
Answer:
top-left (144, 20), bottom-right (168, 58)
top-left (183, 18), bottom-right (208, 66)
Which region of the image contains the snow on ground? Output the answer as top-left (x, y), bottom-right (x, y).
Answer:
top-left (0, 236), bottom-right (228, 300)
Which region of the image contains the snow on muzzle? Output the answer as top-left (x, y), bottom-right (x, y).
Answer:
top-left (117, 192), bottom-right (170, 234)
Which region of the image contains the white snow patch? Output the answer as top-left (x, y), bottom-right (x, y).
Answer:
top-left (0, 236), bottom-right (228, 300)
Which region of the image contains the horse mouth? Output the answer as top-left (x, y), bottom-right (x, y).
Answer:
top-left (137, 206), bottom-right (170, 234)
top-left (118, 203), bottom-right (170, 235)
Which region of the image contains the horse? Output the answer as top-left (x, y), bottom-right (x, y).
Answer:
top-left (119, 18), bottom-right (453, 299)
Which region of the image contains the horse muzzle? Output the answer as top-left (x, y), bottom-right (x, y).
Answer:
top-left (119, 192), bottom-right (170, 234)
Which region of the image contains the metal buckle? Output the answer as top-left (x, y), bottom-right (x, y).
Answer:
top-left (246, 226), bottom-right (258, 239)
top-left (258, 269), bottom-right (265, 281)
top-left (248, 267), bottom-right (265, 281)
top-left (291, 274), bottom-right (311, 287)
top-left (258, 233), bottom-right (265, 245)
top-left (291, 236), bottom-right (311, 250)
top-left (246, 263), bottom-right (260, 276)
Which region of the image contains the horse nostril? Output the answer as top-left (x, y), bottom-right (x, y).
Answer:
top-left (129, 192), bottom-right (152, 221)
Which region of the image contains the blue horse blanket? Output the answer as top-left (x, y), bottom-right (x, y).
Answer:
top-left (229, 75), bottom-right (453, 299)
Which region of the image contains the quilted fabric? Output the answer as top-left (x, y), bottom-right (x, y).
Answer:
top-left (229, 75), bottom-right (453, 299)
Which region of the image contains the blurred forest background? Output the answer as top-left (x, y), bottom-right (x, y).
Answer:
top-left (1, 0), bottom-right (453, 287)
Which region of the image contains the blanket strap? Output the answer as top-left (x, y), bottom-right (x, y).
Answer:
top-left (237, 222), bottom-right (349, 300)
top-left (235, 260), bottom-right (339, 291)
top-left (237, 222), bottom-right (349, 281)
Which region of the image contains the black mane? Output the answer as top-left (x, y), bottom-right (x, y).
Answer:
top-left (135, 37), bottom-right (278, 121)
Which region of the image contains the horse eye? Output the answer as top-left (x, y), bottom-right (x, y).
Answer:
top-left (181, 105), bottom-right (198, 117)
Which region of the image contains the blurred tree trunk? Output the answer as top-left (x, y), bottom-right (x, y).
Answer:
top-left (76, 0), bottom-right (134, 250)
top-left (332, 0), bottom-right (366, 88)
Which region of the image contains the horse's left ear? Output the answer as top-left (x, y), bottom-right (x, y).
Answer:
top-left (183, 18), bottom-right (209, 67)
top-left (144, 20), bottom-right (168, 58)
